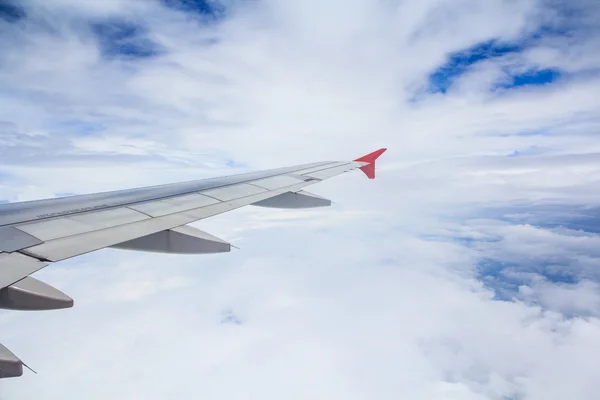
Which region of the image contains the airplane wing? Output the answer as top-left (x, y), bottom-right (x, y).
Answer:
top-left (0, 148), bottom-right (386, 378)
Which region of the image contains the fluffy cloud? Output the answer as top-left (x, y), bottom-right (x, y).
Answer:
top-left (1, 0), bottom-right (600, 399)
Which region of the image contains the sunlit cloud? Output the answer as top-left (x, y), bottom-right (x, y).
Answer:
top-left (1, 0), bottom-right (600, 399)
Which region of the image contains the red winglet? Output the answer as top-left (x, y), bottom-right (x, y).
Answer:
top-left (353, 148), bottom-right (387, 179)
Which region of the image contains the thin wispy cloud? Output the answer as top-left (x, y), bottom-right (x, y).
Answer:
top-left (1, 0), bottom-right (600, 399)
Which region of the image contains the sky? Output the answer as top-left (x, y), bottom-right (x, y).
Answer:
top-left (1, 0), bottom-right (600, 398)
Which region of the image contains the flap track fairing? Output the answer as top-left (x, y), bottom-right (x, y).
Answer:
top-left (0, 344), bottom-right (23, 378)
top-left (110, 225), bottom-right (231, 254)
top-left (0, 276), bottom-right (73, 311)
top-left (251, 190), bottom-right (331, 209)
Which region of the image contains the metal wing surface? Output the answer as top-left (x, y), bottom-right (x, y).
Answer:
top-left (0, 149), bottom-right (386, 378)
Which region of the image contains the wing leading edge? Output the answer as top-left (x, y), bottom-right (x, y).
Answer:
top-left (0, 148), bottom-right (386, 378)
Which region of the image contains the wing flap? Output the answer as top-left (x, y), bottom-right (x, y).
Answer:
top-left (15, 207), bottom-right (150, 242)
top-left (0, 253), bottom-right (48, 289)
top-left (0, 227), bottom-right (43, 252)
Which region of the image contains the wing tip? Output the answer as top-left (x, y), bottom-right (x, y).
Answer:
top-left (353, 148), bottom-right (387, 179)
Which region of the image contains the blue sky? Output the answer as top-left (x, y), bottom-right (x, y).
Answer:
top-left (427, 38), bottom-right (564, 93)
top-left (2, 0), bottom-right (600, 399)
top-left (91, 20), bottom-right (163, 59)
top-left (0, 1), bottom-right (25, 23)
top-left (160, 0), bottom-right (225, 16)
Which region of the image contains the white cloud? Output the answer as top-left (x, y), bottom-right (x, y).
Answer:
top-left (2, 0), bottom-right (600, 399)
top-left (519, 279), bottom-right (600, 316)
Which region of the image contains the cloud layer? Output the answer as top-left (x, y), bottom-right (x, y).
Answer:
top-left (1, 0), bottom-right (600, 398)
